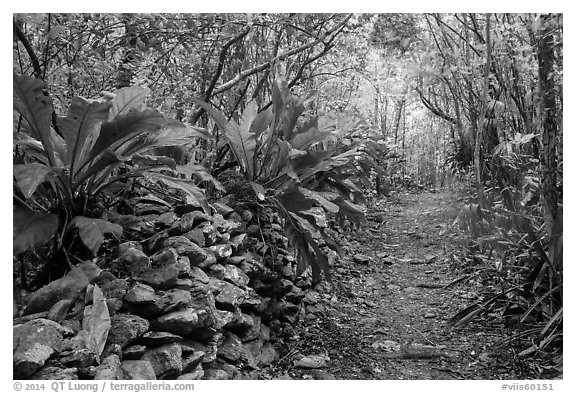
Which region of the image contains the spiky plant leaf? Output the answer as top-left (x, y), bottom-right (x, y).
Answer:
top-left (447, 304), bottom-right (483, 327)
top-left (13, 206), bottom-right (59, 255)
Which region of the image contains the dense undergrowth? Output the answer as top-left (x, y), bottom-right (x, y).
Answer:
top-left (13, 12), bottom-right (562, 379)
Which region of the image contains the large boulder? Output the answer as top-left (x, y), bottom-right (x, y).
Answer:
top-left (151, 306), bottom-right (215, 337)
top-left (94, 354), bottom-right (122, 380)
top-left (143, 343), bottom-right (183, 379)
top-left (138, 265), bottom-right (180, 290)
top-left (30, 365), bottom-right (77, 380)
top-left (106, 314), bottom-right (149, 348)
top-left (23, 262), bottom-right (100, 315)
top-left (108, 248), bottom-right (150, 278)
top-left (162, 236), bottom-right (206, 265)
top-left (13, 319), bottom-right (64, 378)
top-left (215, 282), bottom-right (246, 311)
top-left (216, 333), bottom-right (244, 363)
top-left (122, 360), bottom-right (156, 380)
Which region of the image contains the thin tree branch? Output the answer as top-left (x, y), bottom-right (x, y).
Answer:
top-left (204, 25), bottom-right (252, 102)
top-left (215, 15), bottom-right (350, 95)
top-left (13, 18), bottom-right (62, 137)
top-left (188, 25), bottom-right (251, 125)
top-left (416, 85), bottom-right (457, 125)
top-left (14, 19), bottom-right (42, 78)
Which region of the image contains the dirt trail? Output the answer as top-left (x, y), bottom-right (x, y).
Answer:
top-left (277, 189), bottom-right (534, 380)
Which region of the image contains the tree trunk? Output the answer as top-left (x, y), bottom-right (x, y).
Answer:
top-left (473, 13), bottom-right (491, 209)
top-left (382, 96), bottom-right (388, 137)
top-left (536, 13), bottom-right (561, 266)
top-left (393, 98), bottom-right (405, 144)
top-left (117, 15), bottom-right (137, 88)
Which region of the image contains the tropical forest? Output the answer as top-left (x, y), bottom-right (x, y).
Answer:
top-left (12, 13), bottom-right (563, 381)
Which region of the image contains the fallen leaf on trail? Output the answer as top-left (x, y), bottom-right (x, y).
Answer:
top-left (294, 354), bottom-right (330, 369)
top-left (372, 340), bottom-right (401, 352)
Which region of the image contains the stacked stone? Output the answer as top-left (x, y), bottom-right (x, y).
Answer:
top-left (14, 201), bottom-right (308, 380)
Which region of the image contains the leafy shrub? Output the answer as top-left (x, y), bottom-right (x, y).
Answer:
top-left (197, 81), bottom-right (387, 282)
top-left (13, 73), bottom-right (210, 276)
top-left (449, 133), bottom-right (562, 363)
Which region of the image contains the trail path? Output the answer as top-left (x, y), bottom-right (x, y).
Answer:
top-left (276, 189), bottom-right (536, 380)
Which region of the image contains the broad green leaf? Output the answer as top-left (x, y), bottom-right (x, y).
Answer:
top-left (282, 98), bottom-right (306, 141)
top-left (278, 187), bottom-right (316, 213)
top-left (13, 206), bottom-right (59, 255)
top-left (310, 243), bottom-right (331, 283)
top-left (300, 206), bottom-right (328, 228)
top-left (229, 101), bottom-right (258, 179)
top-left (287, 211), bottom-right (331, 282)
top-left (13, 73), bottom-right (56, 165)
top-left (59, 97), bottom-right (111, 173)
top-left (116, 123), bottom-right (192, 159)
top-left (109, 86), bottom-right (150, 121)
top-left (143, 171), bottom-right (209, 212)
top-left (176, 163), bottom-right (225, 191)
top-left (82, 284), bottom-right (110, 357)
top-left (291, 127), bottom-right (333, 150)
top-left (73, 149), bottom-right (123, 190)
top-left (70, 216), bottom-right (122, 256)
top-left (87, 109), bottom-right (169, 164)
top-left (192, 99), bottom-right (230, 138)
top-left (13, 132), bottom-right (48, 165)
top-left (291, 150), bottom-right (333, 174)
top-left (271, 82), bottom-right (286, 129)
top-left (14, 164), bottom-right (62, 199)
top-left (132, 154), bottom-right (177, 171)
top-left (288, 211), bottom-right (324, 244)
top-left (268, 140), bottom-right (291, 177)
top-left (298, 188), bottom-right (339, 213)
top-left (249, 108), bottom-right (274, 136)
top-left (126, 193), bottom-right (172, 208)
top-left (195, 99), bottom-right (257, 179)
top-left (50, 128), bottom-right (68, 167)
top-left (298, 149), bottom-right (359, 182)
top-left (332, 197), bottom-right (367, 226)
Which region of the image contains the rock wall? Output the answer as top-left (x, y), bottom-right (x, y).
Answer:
top-left (14, 201), bottom-right (309, 380)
